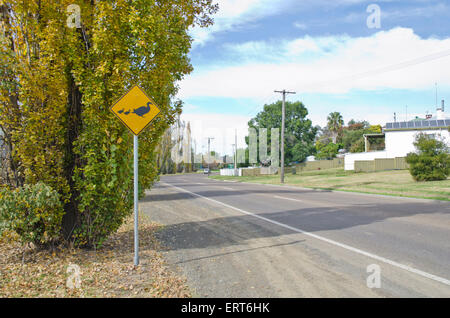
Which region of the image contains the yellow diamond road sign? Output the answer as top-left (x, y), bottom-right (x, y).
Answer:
top-left (110, 85), bottom-right (161, 135)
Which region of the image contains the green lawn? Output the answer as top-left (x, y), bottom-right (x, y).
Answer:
top-left (210, 168), bottom-right (450, 201)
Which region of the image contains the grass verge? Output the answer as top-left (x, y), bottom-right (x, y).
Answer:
top-left (0, 214), bottom-right (191, 298)
top-left (210, 168), bottom-right (450, 201)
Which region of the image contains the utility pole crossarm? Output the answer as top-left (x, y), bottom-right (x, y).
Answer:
top-left (274, 90), bottom-right (296, 95)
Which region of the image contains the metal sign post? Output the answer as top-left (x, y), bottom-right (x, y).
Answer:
top-left (134, 134), bottom-right (139, 266)
top-left (110, 85), bottom-right (161, 266)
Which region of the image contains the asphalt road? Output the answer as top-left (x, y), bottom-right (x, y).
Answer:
top-left (141, 173), bottom-right (450, 297)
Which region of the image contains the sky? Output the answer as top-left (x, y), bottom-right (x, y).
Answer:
top-left (177, 0), bottom-right (450, 155)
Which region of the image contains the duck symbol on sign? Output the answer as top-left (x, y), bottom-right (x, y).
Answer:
top-left (119, 102), bottom-right (152, 118)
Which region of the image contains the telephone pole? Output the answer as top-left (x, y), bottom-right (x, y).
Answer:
top-left (207, 137), bottom-right (214, 174)
top-left (274, 89), bottom-right (296, 184)
top-left (234, 129), bottom-right (238, 176)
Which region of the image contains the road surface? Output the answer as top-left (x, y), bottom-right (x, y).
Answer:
top-left (141, 173), bottom-right (450, 297)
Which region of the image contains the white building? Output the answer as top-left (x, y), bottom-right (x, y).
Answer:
top-left (345, 100), bottom-right (450, 170)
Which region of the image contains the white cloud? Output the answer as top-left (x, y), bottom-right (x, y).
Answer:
top-left (293, 22), bottom-right (308, 30)
top-left (189, 0), bottom-right (294, 47)
top-left (182, 103), bottom-right (200, 112)
top-left (382, 2), bottom-right (450, 20)
top-left (180, 28), bottom-right (450, 99)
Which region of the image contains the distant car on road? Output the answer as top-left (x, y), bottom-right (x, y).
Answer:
top-left (203, 168), bottom-right (210, 174)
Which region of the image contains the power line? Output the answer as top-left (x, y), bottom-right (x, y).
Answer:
top-left (247, 48), bottom-right (450, 119)
top-left (245, 92), bottom-right (279, 117)
top-left (300, 48), bottom-right (450, 92)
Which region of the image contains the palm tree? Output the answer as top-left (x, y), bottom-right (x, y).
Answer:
top-left (327, 112), bottom-right (344, 144)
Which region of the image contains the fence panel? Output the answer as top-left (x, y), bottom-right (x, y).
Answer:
top-left (241, 168), bottom-right (261, 176)
top-left (374, 158), bottom-right (395, 171)
top-left (354, 160), bottom-right (376, 172)
top-left (355, 157), bottom-right (408, 172)
top-left (296, 158), bottom-right (344, 172)
top-left (395, 157), bottom-right (409, 170)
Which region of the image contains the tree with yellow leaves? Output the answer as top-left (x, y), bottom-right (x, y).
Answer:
top-left (0, 0), bottom-right (217, 247)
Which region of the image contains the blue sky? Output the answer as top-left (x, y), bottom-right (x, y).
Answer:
top-left (178, 0), bottom-right (450, 155)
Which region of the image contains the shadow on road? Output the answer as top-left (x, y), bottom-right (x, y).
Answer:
top-left (141, 187), bottom-right (328, 202)
top-left (144, 190), bottom-right (449, 253)
top-left (171, 239), bottom-right (306, 265)
top-left (139, 175), bottom-right (450, 256)
top-left (151, 199), bottom-right (448, 252)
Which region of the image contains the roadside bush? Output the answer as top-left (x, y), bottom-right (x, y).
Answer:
top-left (406, 134), bottom-right (450, 181)
top-left (0, 183), bottom-right (64, 246)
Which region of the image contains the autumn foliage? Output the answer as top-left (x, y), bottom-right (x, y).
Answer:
top-left (0, 0), bottom-right (217, 247)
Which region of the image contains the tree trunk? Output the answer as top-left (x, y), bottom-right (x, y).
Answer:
top-left (61, 70), bottom-right (82, 241)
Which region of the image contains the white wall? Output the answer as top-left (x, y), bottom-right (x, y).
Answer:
top-left (385, 129), bottom-right (450, 158)
top-left (344, 151), bottom-right (389, 170)
top-left (220, 168), bottom-right (241, 176)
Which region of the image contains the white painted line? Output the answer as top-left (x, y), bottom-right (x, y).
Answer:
top-left (217, 186), bottom-right (234, 191)
top-left (273, 195), bottom-right (303, 203)
top-left (162, 182), bottom-right (450, 287)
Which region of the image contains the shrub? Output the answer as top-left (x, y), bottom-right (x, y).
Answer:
top-left (406, 134), bottom-right (450, 181)
top-left (316, 142), bottom-right (340, 160)
top-left (349, 137), bottom-right (365, 153)
top-left (0, 183), bottom-right (64, 246)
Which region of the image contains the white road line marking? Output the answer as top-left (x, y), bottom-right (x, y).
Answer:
top-left (273, 195), bottom-right (303, 203)
top-left (162, 182), bottom-right (450, 287)
top-left (217, 186), bottom-right (234, 191)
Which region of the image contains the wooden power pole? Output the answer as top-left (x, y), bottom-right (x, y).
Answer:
top-left (274, 89), bottom-right (296, 184)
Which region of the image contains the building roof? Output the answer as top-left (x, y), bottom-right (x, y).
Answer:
top-left (384, 119), bottom-right (450, 131)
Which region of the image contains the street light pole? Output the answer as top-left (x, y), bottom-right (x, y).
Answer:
top-left (274, 89), bottom-right (296, 184)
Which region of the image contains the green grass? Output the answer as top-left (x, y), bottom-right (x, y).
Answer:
top-left (210, 168), bottom-right (450, 201)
